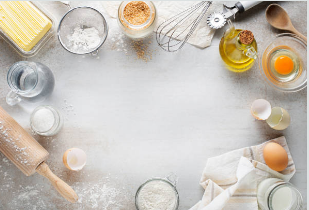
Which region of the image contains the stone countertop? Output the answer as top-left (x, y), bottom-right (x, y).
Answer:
top-left (0, 1), bottom-right (306, 209)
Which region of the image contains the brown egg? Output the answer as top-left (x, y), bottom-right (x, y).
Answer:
top-left (263, 142), bottom-right (288, 171)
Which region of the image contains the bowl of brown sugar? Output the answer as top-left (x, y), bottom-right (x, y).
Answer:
top-left (118, 1), bottom-right (157, 39)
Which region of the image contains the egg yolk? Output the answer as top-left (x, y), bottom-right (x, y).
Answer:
top-left (274, 55), bottom-right (294, 75)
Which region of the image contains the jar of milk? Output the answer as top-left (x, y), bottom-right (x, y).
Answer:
top-left (257, 178), bottom-right (303, 210)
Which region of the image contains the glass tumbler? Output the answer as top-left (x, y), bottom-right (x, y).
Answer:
top-left (6, 61), bottom-right (55, 106)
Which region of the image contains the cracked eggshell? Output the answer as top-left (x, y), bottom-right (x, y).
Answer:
top-left (251, 99), bottom-right (272, 120)
top-left (63, 148), bottom-right (87, 171)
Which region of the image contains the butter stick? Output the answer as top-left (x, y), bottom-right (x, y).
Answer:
top-left (0, 1), bottom-right (52, 51)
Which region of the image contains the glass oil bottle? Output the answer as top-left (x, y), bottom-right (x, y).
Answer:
top-left (219, 20), bottom-right (257, 72)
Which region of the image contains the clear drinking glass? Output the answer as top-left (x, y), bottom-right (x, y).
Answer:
top-left (6, 61), bottom-right (55, 106)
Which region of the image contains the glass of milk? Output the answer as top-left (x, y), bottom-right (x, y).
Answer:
top-left (257, 178), bottom-right (303, 210)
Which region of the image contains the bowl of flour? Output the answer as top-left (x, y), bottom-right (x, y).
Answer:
top-left (58, 7), bottom-right (108, 55)
top-left (135, 178), bottom-right (179, 210)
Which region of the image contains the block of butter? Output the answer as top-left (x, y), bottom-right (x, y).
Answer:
top-left (0, 1), bottom-right (52, 52)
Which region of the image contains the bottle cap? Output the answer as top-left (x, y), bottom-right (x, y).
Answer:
top-left (239, 30), bottom-right (254, 45)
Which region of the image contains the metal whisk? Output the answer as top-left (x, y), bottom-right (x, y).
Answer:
top-left (156, 1), bottom-right (212, 52)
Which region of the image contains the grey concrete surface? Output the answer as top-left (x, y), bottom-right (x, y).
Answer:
top-left (0, 1), bottom-right (306, 209)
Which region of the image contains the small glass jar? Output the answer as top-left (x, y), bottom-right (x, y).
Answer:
top-left (30, 105), bottom-right (63, 136)
top-left (257, 178), bottom-right (303, 210)
top-left (117, 1), bottom-right (157, 39)
top-left (135, 177), bottom-right (179, 210)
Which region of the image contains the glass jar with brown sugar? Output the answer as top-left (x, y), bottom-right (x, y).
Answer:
top-left (118, 1), bottom-right (157, 39)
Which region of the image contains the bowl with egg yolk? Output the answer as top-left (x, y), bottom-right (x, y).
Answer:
top-left (259, 33), bottom-right (306, 92)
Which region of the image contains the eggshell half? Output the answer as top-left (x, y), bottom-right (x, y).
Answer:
top-left (251, 99), bottom-right (272, 120)
top-left (63, 148), bottom-right (87, 171)
top-left (263, 142), bottom-right (288, 171)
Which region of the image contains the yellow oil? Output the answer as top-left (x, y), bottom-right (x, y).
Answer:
top-left (219, 29), bottom-right (257, 72)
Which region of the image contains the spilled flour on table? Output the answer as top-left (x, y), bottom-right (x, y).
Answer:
top-left (108, 31), bottom-right (157, 62)
top-left (17, 186), bottom-right (39, 200)
top-left (0, 158), bottom-right (133, 210)
top-left (73, 180), bottom-right (130, 209)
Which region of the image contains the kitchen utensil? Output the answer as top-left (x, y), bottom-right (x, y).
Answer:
top-left (0, 106), bottom-right (78, 203)
top-left (58, 7), bottom-right (108, 55)
top-left (266, 4), bottom-right (307, 42)
top-left (207, 1), bottom-right (261, 29)
top-left (6, 61), bottom-right (55, 106)
top-left (156, 1), bottom-right (212, 52)
top-left (259, 33), bottom-right (307, 92)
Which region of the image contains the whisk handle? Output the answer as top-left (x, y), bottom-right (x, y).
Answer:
top-left (236, 1), bottom-right (261, 13)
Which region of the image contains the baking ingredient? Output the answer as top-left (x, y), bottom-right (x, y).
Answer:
top-left (137, 180), bottom-right (177, 210)
top-left (271, 185), bottom-right (293, 210)
top-left (118, 1), bottom-right (156, 39)
top-left (275, 55), bottom-right (294, 75)
top-left (32, 108), bottom-right (55, 133)
top-left (251, 99), bottom-right (271, 120)
top-left (63, 148), bottom-right (87, 171)
top-left (263, 142), bottom-right (288, 171)
top-left (257, 178), bottom-right (302, 210)
top-left (219, 20), bottom-right (257, 72)
top-left (30, 106), bottom-right (63, 136)
top-left (67, 27), bottom-right (101, 52)
top-left (0, 1), bottom-right (52, 51)
top-left (123, 1), bottom-right (150, 25)
top-left (269, 47), bottom-right (301, 82)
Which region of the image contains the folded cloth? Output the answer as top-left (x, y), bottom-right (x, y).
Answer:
top-left (101, 1), bottom-right (222, 48)
top-left (190, 136), bottom-right (295, 210)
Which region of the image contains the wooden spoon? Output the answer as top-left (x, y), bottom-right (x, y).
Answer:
top-left (266, 4), bottom-right (307, 42)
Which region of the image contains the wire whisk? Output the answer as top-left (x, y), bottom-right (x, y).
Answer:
top-left (156, 1), bottom-right (212, 52)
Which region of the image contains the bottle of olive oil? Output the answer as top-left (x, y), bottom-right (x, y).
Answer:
top-left (219, 20), bottom-right (257, 72)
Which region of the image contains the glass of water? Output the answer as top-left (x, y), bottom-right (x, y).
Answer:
top-left (6, 61), bottom-right (55, 106)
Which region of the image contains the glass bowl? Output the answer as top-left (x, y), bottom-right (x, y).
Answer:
top-left (58, 7), bottom-right (108, 55)
top-left (135, 178), bottom-right (179, 210)
top-left (30, 105), bottom-right (63, 136)
top-left (259, 33), bottom-right (307, 92)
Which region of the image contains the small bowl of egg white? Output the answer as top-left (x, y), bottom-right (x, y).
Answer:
top-left (259, 33), bottom-right (307, 92)
top-left (58, 7), bottom-right (108, 55)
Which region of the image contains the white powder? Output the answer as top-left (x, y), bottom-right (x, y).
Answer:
top-left (137, 180), bottom-right (177, 210)
top-left (67, 26), bottom-right (101, 52)
top-left (32, 108), bottom-right (55, 132)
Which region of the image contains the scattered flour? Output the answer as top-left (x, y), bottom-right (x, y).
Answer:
top-left (67, 26), bottom-right (101, 52)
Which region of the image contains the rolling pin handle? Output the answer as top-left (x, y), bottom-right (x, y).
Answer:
top-left (36, 162), bottom-right (78, 203)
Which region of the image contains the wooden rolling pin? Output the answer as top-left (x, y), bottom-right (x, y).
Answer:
top-left (0, 106), bottom-right (78, 203)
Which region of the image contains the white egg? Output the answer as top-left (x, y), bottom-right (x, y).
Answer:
top-left (63, 148), bottom-right (87, 171)
top-left (251, 99), bottom-right (272, 120)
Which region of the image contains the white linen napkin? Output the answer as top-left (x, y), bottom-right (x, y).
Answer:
top-left (101, 1), bottom-right (222, 48)
top-left (190, 136), bottom-right (296, 210)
